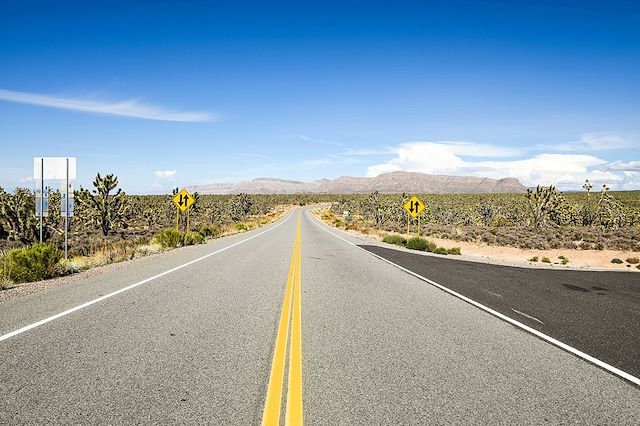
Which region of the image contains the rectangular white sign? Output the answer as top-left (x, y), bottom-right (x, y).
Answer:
top-left (33, 157), bottom-right (77, 180)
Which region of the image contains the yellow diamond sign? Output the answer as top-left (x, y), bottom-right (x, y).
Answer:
top-left (172, 188), bottom-right (195, 212)
top-left (403, 196), bottom-right (425, 218)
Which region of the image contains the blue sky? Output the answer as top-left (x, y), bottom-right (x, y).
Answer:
top-left (1, 0), bottom-right (639, 193)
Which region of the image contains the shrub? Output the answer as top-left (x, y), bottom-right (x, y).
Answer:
top-left (183, 231), bottom-right (205, 246)
top-left (433, 247), bottom-right (448, 255)
top-left (558, 255), bottom-right (569, 265)
top-left (528, 256), bottom-right (539, 262)
top-left (447, 247), bottom-right (462, 255)
top-left (199, 225), bottom-right (220, 238)
top-left (425, 240), bottom-right (438, 252)
top-left (541, 256), bottom-right (551, 263)
top-left (383, 234), bottom-right (406, 246)
top-left (406, 237), bottom-right (428, 251)
top-left (611, 258), bottom-right (623, 264)
top-left (154, 228), bottom-right (184, 249)
top-left (6, 243), bottom-right (61, 283)
top-left (626, 257), bottom-right (640, 264)
top-left (235, 222), bottom-right (248, 231)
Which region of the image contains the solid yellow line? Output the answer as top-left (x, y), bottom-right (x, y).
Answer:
top-left (261, 213), bottom-right (301, 426)
top-left (286, 215), bottom-right (303, 425)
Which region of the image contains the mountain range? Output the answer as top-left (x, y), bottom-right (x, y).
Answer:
top-left (188, 171), bottom-right (527, 194)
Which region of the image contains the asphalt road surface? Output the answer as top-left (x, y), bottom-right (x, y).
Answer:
top-left (1, 208), bottom-right (639, 424)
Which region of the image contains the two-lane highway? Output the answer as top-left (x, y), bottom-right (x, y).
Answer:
top-left (1, 208), bottom-right (638, 424)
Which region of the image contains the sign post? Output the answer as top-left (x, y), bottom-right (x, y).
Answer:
top-left (34, 157), bottom-right (76, 258)
top-left (403, 195), bottom-right (425, 239)
top-left (172, 188), bottom-right (195, 232)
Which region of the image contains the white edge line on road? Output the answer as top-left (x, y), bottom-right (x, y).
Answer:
top-left (0, 210), bottom-right (295, 343)
top-left (306, 211), bottom-right (640, 387)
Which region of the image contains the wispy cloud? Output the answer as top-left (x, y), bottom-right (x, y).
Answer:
top-left (297, 135), bottom-right (344, 147)
top-left (536, 132), bottom-right (635, 152)
top-left (0, 88), bottom-right (215, 122)
top-left (154, 169), bottom-right (176, 179)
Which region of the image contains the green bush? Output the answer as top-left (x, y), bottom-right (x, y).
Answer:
top-left (425, 240), bottom-right (438, 252)
top-left (154, 228), bottom-right (184, 249)
top-left (626, 257), bottom-right (639, 264)
top-left (447, 247), bottom-right (461, 255)
top-left (558, 255), bottom-right (569, 265)
top-left (611, 258), bottom-right (623, 264)
top-left (6, 243), bottom-right (61, 283)
top-left (199, 225), bottom-right (220, 238)
top-left (234, 222), bottom-right (248, 231)
top-left (528, 256), bottom-right (539, 262)
top-left (433, 247), bottom-right (448, 255)
top-left (541, 256), bottom-right (551, 263)
top-left (183, 231), bottom-right (205, 246)
top-left (383, 234), bottom-right (406, 246)
top-left (405, 237), bottom-right (428, 251)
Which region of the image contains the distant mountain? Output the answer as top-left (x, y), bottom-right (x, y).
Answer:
top-left (188, 172), bottom-right (527, 194)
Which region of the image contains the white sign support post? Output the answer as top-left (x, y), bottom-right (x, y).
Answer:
top-left (34, 157), bottom-right (76, 259)
top-left (65, 158), bottom-right (69, 259)
top-left (39, 158), bottom-right (44, 243)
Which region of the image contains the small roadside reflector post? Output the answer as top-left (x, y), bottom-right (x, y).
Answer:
top-left (403, 195), bottom-right (425, 239)
top-left (172, 188), bottom-right (195, 232)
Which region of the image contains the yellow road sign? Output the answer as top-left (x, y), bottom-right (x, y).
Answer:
top-left (403, 196), bottom-right (425, 218)
top-left (172, 188), bottom-right (195, 212)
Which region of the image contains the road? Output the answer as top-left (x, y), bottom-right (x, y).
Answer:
top-left (0, 208), bottom-right (638, 424)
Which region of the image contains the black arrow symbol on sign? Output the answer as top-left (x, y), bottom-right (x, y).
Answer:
top-left (179, 195), bottom-right (187, 207)
top-left (411, 200), bottom-right (420, 213)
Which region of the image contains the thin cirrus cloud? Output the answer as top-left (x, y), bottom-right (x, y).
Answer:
top-left (0, 88), bottom-right (215, 122)
top-left (535, 132), bottom-right (635, 151)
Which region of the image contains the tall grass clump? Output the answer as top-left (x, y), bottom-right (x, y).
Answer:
top-left (383, 234), bottom-right (406, 246)
top-left (405, 237), bottom-right (428, 251)
top-left (154, 228), bottom-right (184, 249)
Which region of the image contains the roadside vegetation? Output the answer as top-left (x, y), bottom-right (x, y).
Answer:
top-left (0, 173), bottom-right (309, 289)
top-left (320, 182), bottom-right (639, 252)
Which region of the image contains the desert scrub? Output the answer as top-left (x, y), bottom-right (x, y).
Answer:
top-left (5, 243), bottom-right (61, 283)
top-left (183, 231), bottom-right (205, 246)
top-left (447, 247), bottom-right (461, 255)
top-left (234, 222), bottom-right (249, 231)
top-left (541, 256), bottom-right (551, 263)
top-left (558, 255), bottom-right (569, 265)
top-left (611, 258), bottom-right (623, 264)
top-left (433, 247), bottom-right (448, 255)
top-left (626, 257), bottom-right (640, 264)
top-left (154, 228), bottom-right (184, 249)
top-left (528, 256), bottom-right (539, 262)
top-left (199, 225), bottom-right (220, 238)
top-left (405, 237), bottom-right (428, 251)
top-left (382, 234), bottom-right (406, 246)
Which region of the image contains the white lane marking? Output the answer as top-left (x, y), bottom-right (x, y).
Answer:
top-left (511, 308), bottom-right (544, 325)
top-left (306, 211), bottom-right (640, 387)
top-left (0, 211), bottom-right (295, 343)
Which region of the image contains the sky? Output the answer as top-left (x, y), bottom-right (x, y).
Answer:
top-left (1, 0), bottom-right (639, 193)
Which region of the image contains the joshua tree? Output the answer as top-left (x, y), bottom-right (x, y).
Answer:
top-left (75, 173), bottom-right (130, 236)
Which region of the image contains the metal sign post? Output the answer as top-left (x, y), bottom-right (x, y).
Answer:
top-left (34, 157), bottom-right (76, 257)
top-left (403, 195), bottom-right (426, 238)
top-left (40, 158), bottom-right (44, 243)
top-left (65, 158), bottom-right (69, 259)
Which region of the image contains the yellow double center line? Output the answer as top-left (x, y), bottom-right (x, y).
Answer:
top-left (262, 213), bottom-right (303, 425)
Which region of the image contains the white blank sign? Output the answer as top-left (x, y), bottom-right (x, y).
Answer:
top-left (33, 157), bottom-right (77, 180)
